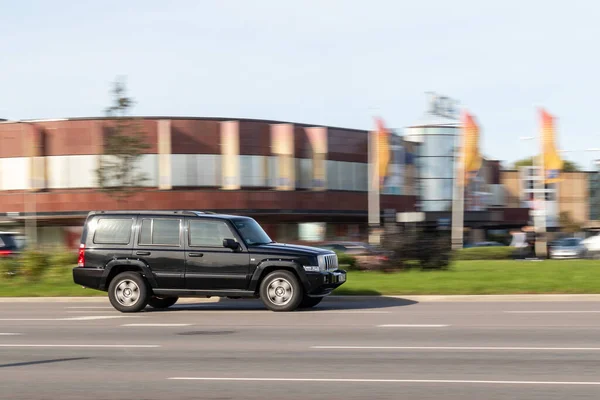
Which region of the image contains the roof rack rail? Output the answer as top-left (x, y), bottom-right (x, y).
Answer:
top-left (88, 210), bottom-right (207, 216)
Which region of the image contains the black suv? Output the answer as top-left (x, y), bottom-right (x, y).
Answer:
top-left (73, 211), bottom-right (346, 312)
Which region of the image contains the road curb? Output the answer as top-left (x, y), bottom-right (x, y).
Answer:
top-left (1, 294), bottom-right (600, 303)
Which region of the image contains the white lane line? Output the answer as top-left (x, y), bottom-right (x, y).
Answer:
top-left (0, 316), bottom-right (138, 321)
top-left (122, 324), bottom-right (191, 327)
top-left (505, 311), bottom-right (600, 314)
top-left (377, 324), bottom-right (449, 328)
top-left (311, 346), bottom-right (600, 351)
top-left (0, 333), bottom-right (22, 336)
top-left (0, 344), bottom-right (160, 348)
top-left (167, 377), bottom-right (600, 386)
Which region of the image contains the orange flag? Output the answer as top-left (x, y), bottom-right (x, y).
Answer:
top-left (540, 109), bottom-right (563, 183)
top-left (458, 111), bottom-right (482, 187)
top-left (374, 117), bottom-right (391, 188)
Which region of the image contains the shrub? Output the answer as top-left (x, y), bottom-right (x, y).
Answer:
top-left (46, 251), bottom-right (78, 280)
top-left (0, 257), bottom-right (19, 280)
top-left (19, 249), bottom-right (50, 282)
top-left (453, 246), bottom-right (514, 260)
top-left (336, 252), bottom-right (358, 271)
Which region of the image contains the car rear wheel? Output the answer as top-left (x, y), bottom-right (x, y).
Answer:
top-left (259, 270), bottom-right (302, 312)
top-left (108, 272), bottom-right (149, 313)
top-left (147, 296), bottom-right (178, 309)
top-left (299, 296), bottom-right (323, 309)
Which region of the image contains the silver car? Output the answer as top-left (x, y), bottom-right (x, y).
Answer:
top-left (549, 238), bottom-right (586, 259)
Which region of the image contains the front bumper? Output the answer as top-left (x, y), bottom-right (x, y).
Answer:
top-left (305, 269), bottom-right (347, 296)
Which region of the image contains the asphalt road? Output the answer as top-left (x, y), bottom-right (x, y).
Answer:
top-left (1, 296), bottom-right (600, 400)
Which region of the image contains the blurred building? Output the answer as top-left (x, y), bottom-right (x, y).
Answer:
top-left (0, 118), bottom-right (418, 249)
top-left (403, 93), bottom-right (529, 240)
top-left (501, 167), bottom-right (599, 231)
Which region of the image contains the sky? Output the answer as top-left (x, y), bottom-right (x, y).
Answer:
top-left (1, 0), bottom-right (599, 169)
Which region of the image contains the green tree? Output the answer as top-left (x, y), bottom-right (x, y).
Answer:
top-left (513, 156), bottom-right (580, 172)
top-left (96, 78), bottom-right (150, 203)
top-left (559, 211), bottom-right (583, 233)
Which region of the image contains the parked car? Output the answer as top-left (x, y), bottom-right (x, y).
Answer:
top-left (549, 237), bottom-right (587, 259)
top-left (0, 232), bottom-right (21, 257)
top-left (464, 241), bottom-right (506, 248)
top-left (73, 211), bottom-right (346, 312)
top-left (582, 234), bottom-right (600, 259)
top-left (317, 241), bottom-right (391, 269)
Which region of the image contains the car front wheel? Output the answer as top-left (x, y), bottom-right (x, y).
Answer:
top-left (299, 296), bottom-right (323, 309)
top-left (147, 296), bottom-right (179, 309)
top-left (108, 272), bottom-right (150, 313)
top-left (259, 270), bottom-right (302, 312)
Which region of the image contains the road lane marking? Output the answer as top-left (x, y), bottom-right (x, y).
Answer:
top-left (0, 344), bottom-right (160, 348)
top-left (311, 346), bottom-right (600, 351)
top-left (0, 333), bottom-right (21, 336)
top-left (167, 377), bottom-right (600, 386)
top-left (377, 324), bottom-right (449, 328)
top-left (122, 324), bottom-right (191, 327)
top-left (505, 311), bottom-right (600, 314)
top-left (0, 316), bottom-right (138, 321)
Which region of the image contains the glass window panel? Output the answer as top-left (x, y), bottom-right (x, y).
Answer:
top-left (189, 220), bottom-right (234, 247)
top-left (420, 133), bottom-right (457, 157)
top-left (339, 161), bottom-right (354, 190)
top-left (355, 163), bottom-right (368, 192)
top-left (139, 219), bottom-right (152, 244)
top-left (151, 219), bottom-right (180, 246)
top-left (421, 179), bottom-right (453, 201)
top-left (327, 161), bottom-right (339, 190)
top-left (93, 218), bottom-right (133, 245)
top-left (418, 157), bottom-right (455, 179)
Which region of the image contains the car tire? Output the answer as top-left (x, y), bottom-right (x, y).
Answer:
top-left (299, 296), bottom-right (323, 309)
top-left (147, 296), bottom-right (178, 309)
top-left (108, 272), bottom-right (150, 313)
top-left (259, 270), bottom-right (303, 312)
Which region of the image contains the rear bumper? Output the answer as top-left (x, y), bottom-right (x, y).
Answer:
top-left (305, 269), bottom-right (347, 296)
top-left (72, 267), bottom-right (104, 290)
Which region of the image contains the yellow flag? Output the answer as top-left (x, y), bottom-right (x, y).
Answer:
top-left (374, 117), bottom-right (390, 188)
top-left (458, 111), bottom-right (482, 187)
top-left (540, 109), bottom-right (563, 183)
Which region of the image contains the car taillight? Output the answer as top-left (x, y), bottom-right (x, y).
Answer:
top-left (0, 250), bottom-right (12, 256)
top-left (77, 244), bottom-right (85, 267)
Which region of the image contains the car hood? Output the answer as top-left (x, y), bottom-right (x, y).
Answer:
top-left (249, 243), bottom-right (333, 256)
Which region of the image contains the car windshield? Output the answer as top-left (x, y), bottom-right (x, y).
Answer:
top-left (559, 238), bottom-right (581, 247)
top-left (233, 218), bottom-right (273, 246)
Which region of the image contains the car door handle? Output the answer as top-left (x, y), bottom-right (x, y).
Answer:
top-left (188, 253), bottom-right (204, 257)
top-left (136, 251), bottom-right (151, 256)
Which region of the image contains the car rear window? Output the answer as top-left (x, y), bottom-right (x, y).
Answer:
top-left (0, 234), bottom-right (17, 250)
top-left (93, 218), bottom-right (134, 245)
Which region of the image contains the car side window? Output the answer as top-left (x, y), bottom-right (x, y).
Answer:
top-left (189, 220), bottom-right (235, 247)
top-left (93, 218), bottom-right (134, 245)
top-left (139, 218), bottom-right (181, 246)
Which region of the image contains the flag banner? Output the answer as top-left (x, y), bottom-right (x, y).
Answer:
top-left (375, 118), bottom-right (391, 189)
top-left (461, 111), bottom-right (482, 187)
top-left (270, 123), bottom-right (295, 191)
top-left (221, 121), bottom-right (240, 190)
top-left (158, 119), bottom-right (172, 190)
top-left (305, 126), bottom-right (327, 190)
top-left (540, 109), bottom-right (563, 183)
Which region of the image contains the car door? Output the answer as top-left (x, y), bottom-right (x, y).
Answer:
top-left (184, 218), bottom-right (250, 290)
top-left (134, 216), bottom-right (185, 289)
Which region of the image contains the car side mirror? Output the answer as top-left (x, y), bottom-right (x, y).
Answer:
top-left (223, 238), bottom-right (240, 251)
